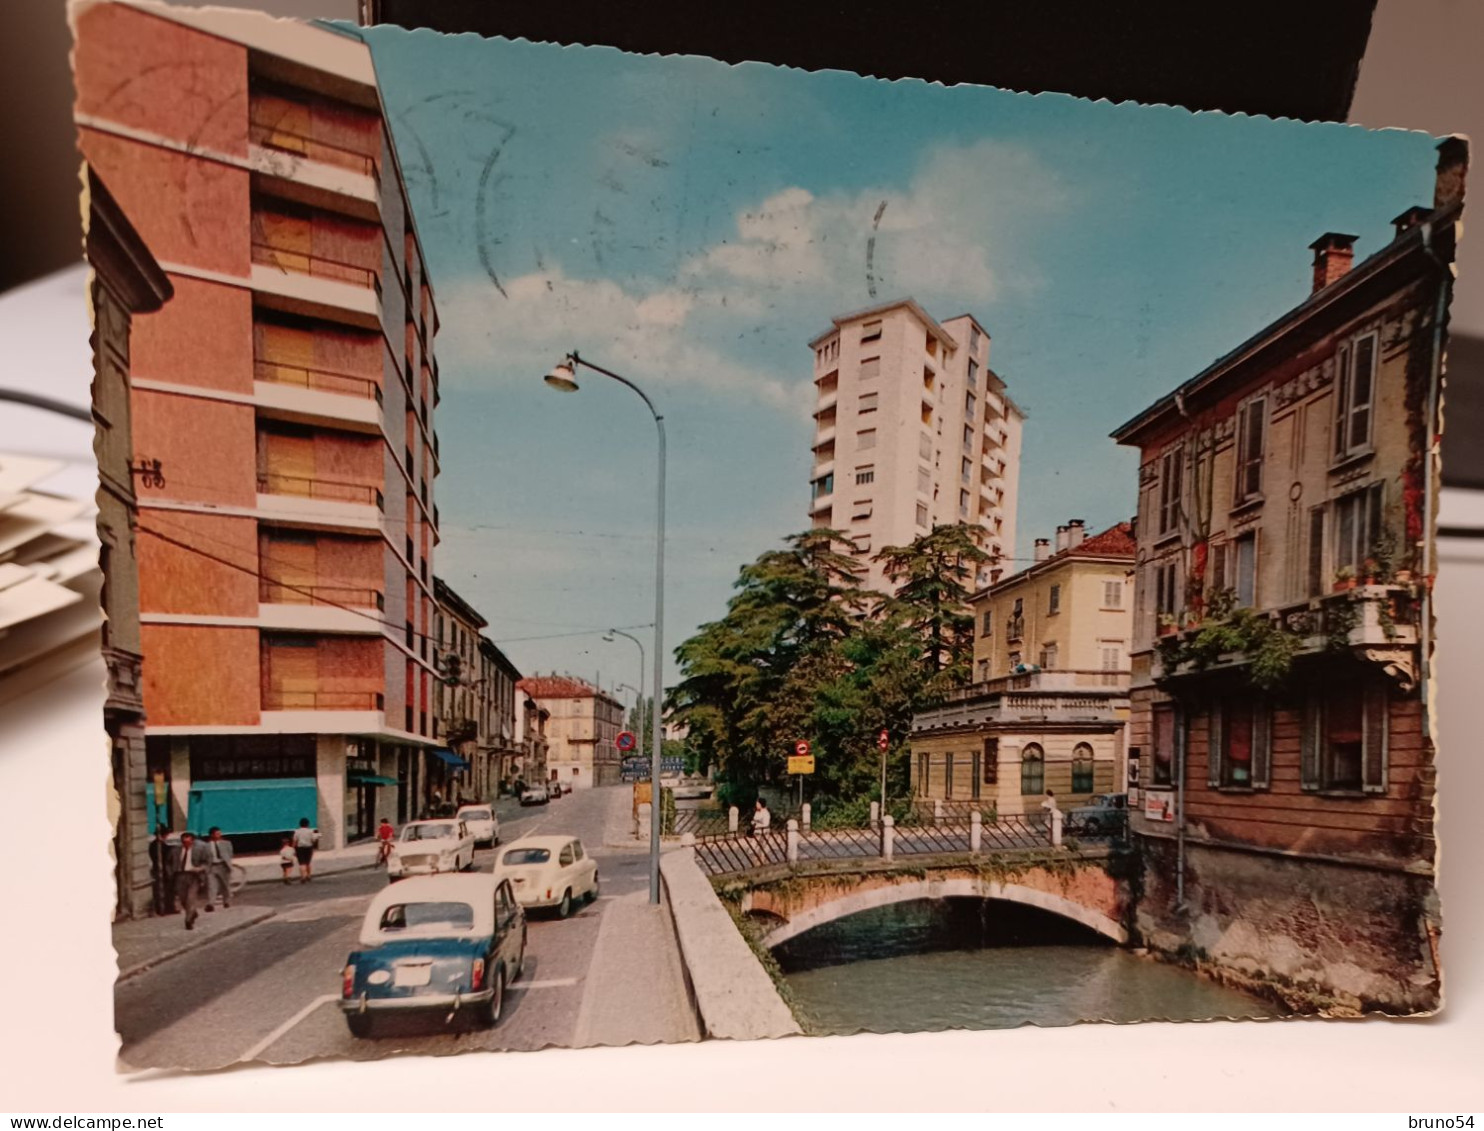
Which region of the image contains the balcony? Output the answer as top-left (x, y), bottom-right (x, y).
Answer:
top-left (254, 360), bottom-right (383, 431)
top-left (259, 580), bottom-right (384, 610)
top-left (917, 670), bottom-right (1131, 733)
top-left (261, 689), bottom-right (385, 725)
top-left (810, 492), bottom-right (834, 515)
top-left (247, 116), bottom-right (380, 209)
top-left (815, 390), bottom-right (839, 414)
top-left (250, 241), bottom-right (382, 329)
top-left (1006, 615), bottom-right (1025, 641)
top-left (984, 390), bottom-right (1005, 419)
top-left (814, 426), bottom-right (836, 447)
top-left (256, 472), bottom-right (384, 531)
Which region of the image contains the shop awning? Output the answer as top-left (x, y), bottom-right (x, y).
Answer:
top-left (186, 777), bottom-right (318, 837)
top-left (429, 748), bottom-right (470, 770)
top-left (348, 771), bottom-right (399, 787)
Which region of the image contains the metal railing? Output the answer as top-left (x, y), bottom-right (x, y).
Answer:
top-left (256, 472), bottom-right (383, 509)
top-left (248, 117), bottom-right (379, 180)
top-left (251, 240), bottom-right (382, 295)
top-left (263, 690), bottom-right (385, 711)
top-left (258, 580), bottom-right (384, 610)
top-left (254, 360), bottom-right (382, 404)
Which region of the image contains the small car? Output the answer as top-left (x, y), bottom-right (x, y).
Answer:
top-left (519, 783), bottom-right (549, 806)
top-left (559, 779), bottom-right (573, 795)
top-left (494, 835), bottom-right (599, 918)
top-left (1066, 793), bottom-right (1128, 835)
top-left (455, 804), bottom-right (500, 848)
top-left (386, 818), bottom-right (476, 880)
top-left (545, 780), bottom-right (563, 800)
top-left (340, 873), bottom-right (526, 1038)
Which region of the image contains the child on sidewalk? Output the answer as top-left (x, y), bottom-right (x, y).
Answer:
top-left (278, 836), bottom-right (296, 884)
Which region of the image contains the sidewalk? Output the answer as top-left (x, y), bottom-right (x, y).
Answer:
top-left (602, 784), bottom-right (643, 849)
top-left (236, 840), bottom-right (380, 885)
top-left (114, 903), bottom-right (274, 982)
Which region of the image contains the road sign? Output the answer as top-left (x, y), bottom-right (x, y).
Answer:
top-left (788, 754), bottom-right (815, 775)
top-left (615, 730), bottom-right (637, 752)
top-left (794, 740), bottom-right (810, 757)
top-left (878, 729), bottom-right (890, 751)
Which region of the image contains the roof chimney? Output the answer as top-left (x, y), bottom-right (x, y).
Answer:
top-left (1034, 538), bottom-right (1051, 562)
top-left (1309, 233), bottom-right (1358, 294)
top-left (1434, 136), bottom-right (1467, 211)
top-left (1392, 205), bottom-right (1431, 239)
top-left (1055, 524), bottom-right (1070, 552)
top-left (1067, 519), bottom-right (1086, 548)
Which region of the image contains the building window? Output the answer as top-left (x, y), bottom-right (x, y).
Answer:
top-left (967, 358), bottom-right (979, 389)
top-left (1155, 560), bottom-right (1179, 618)
top-left (921, 433), bottom-right (934, 460)
top-left (966, 391), bottom-right (977, 417)
top-left (855, 534), bottom-right (872, 554)
top-left (1020, 744), bottom-right (1045, 795)
top-left (1071, 744), bottom-right (1095, 793)
top-left (861, 320), bottom-right (883, 343)
top-left (1234, 396), bottom-right (1266, 504)
top-left (1303, 679), bottom-right (1387, 793)
top-left (1100, 642), bottom-right (1123, 671)
top-left (917, 467), bottom-right (932, 495)
top-left (970, 750), bottom-right (981, 799)
top-left (1008, 651), bottom-right (1022, 669)
top-left (1307, 505), bottom-right (1327, 597)
top-left (1048, 584), bottom-right (1061, 615)
top-left (1103, 580), bottom-right (1123, 608)
top-left (959, 489), bottom-right (970, 516)
top-left (811, 474), bottom-right (833, 500)
top-left (970, 326), bottom-right (982, 353)
top-left (917, 752), bottom-right (928, 795)
top-left (961, 457), bottom-right (973, 484)
top-left (858, 391), bottom-right (879, 414)
top-left (1151, 704), bottom-right (1176, 786)
top-left (1334, 331), bottom-right (1378, 460)
top-left (915, 502), bottom-right (929, 528)
top-left (857, 429), bottom-right (877, 450)
top-left (851, 501), bottom-right (872, 522)
top-left (1332, 482), bottom-right (1385, 577)
top-left (976, 659), bottom-right (989, 681)
top-left (857, 357), bottom-right (881, 382)
top-left (1159, 449), bottom-right (1183, 535)
top-left (855, 465), bottom-right (875, 486)
top-left (963, 424), bottom-right (974, 451)
top-left (983, 737), bottom-right (999, 784)
top-left (1039, 643), bottom-right (1059, 669)
top-left (1212, 694), bottom-right (1270, 789)
top-left (981, 610), bottom-right (993, 636)
top-left (1232, 533), bottom-right (1257, 607)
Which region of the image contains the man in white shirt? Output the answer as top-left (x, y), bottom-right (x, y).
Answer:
top-left (172, 832), bottom-right (209, 930)
top-left (204, 826), bottom-right (234, 911)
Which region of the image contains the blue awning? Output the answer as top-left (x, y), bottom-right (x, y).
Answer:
top-left (349, 771), bottom-right (399, 787)
top-left (186, 777), bottom-right (318, 837)
top-left (429, 748), bottom-right (470, 770)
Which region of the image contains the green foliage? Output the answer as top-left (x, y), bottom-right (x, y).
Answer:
top-left (1157, 592), bottom-right (1304, 691)
top-left (1325, 598), bottom-right (1360, 653)
top-left (659, 787), bottom-right (676, 836)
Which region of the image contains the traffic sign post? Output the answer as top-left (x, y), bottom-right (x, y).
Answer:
top-left (615, 730), bottom-right (637, 753)
top-left (878, 728), bottom-right (890, 810)
top-left (788, 739), bottom-right (814, 809)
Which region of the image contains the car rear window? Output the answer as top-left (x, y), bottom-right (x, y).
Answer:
top-left (502, 848), bottom-right (551, 865)
top-left (461, 809), bottom-right (491, 821)
top-left (379, 901), bottom-right (474, 932)
top-left (403, 823), bottom-right (455, 841)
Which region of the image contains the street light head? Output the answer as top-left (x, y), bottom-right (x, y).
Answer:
top-left (602, 632), bottom-right (615, 643)
top-left (543, 357), bottom-right (580, 393)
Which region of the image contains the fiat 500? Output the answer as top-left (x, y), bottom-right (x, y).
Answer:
top-left (493, 835), bottom-right (598, 918)
top-left (386, 819), bottom-right (476, 880)
top-left (341, 873), bottom-right (526, 1038)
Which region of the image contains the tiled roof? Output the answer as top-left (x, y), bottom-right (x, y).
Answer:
top-left (1065, 521), bottom-right (1136, 560)
top-left (517, 676), bottom-right (601, 700)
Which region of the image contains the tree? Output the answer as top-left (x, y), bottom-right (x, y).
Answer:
top-left (874, 522), bottom-right (989, 691)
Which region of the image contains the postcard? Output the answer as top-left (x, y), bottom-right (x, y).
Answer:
top-left (72, 0), bottom-right (1462, 1070)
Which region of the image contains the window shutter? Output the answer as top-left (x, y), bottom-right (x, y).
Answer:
top-left (1208, 704), bottom-right (1223, 788)
top-left (1252, 702), bottom-right (1272, 790)
top-left (1362, 683), bottom-right (1389, 794)
top-left (1300, 692), bottom-right (1321, 791)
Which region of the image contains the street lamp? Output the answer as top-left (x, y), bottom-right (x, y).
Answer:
top-left (545, 352), bottom-right (666, 905)
top-left (617, 680), bottom-right (644, 758)
top-left (605, 631), bottom-right (646, 761)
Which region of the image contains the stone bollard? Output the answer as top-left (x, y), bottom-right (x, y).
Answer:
top-left (881, 814), bottom-right (895, 862)
top-left (1051, 807), bottom-right (1064, 848)
top-left (680, 832), bottom-right (696, 848)
top-left (801, 803), bottom-right (811, 833)
top-left (786, 818), bottom-right (800, 863)
top-left (728, 806), bottom-right (739, 834)
top-left (934, 798), bottom-right (943, 826)
top-left (870, 800), bottom-right (880, 828)
top-left (970, 810), bottom-right (982, 853)
top-left (637, 801), bottom-right (651, 840)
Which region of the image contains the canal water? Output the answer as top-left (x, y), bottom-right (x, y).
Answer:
top-left (772, 899), bottom-right (1279, 1034)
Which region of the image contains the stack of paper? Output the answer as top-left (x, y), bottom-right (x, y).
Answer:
top-left (0, 453), bottom-right (99, 706)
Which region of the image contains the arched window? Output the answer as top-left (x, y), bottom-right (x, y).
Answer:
top-left (1020, 743), bottom-right (1045, 796)
top-left (1071, 744), bottom-right (1095, 793)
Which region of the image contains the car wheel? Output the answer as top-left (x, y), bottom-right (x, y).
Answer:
top-left (480, 968), bottom-right (505, 1028)
top-left (589, 872), bottom-right (600, 903)
top-left (557, 889), bottom-right (573, 919)
top-left (346, 1013), bottom-right (375, 1040)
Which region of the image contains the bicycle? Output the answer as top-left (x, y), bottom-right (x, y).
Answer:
top-left (228, 862), bottom-right (247, 893)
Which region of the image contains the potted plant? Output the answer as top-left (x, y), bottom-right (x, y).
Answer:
top-left (1332, 566), bottom-right (1357, 593)
top-left (1157, 613), bottom-right (1178, 638)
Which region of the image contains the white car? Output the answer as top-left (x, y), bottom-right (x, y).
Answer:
top-left (456, 804), bottom-right (501, 847)
top-left (519, 783), bottom-right (549, 806)
top-left (493, 835), bottom-right (599, 918)
top-left (387, 819), bottom-right (476, 881)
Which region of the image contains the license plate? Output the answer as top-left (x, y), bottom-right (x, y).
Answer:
top-left (394, 964), bottom-right (432, 987)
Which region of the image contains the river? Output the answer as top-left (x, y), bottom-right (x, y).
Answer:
top-left (773, 898), bottom-right (1278, 1034)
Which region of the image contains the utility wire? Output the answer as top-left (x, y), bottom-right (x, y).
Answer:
top-left (0, 389), bottom-right (92, 423)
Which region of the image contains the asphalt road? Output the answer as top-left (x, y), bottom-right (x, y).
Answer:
top-left (115, 786), bottom-right (655, 1070)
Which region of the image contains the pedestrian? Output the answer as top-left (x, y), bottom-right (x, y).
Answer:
top-left (752, 797), bottom-right (772, 836)
top-left (292, 817), bottom-right (320, 883)
top-left (171, 831), bottom-right (210, 930)
top-left (376, 816), bottom-right (396, 866)
top-left (278, 836), bottom-right (296, 884)
top-left (203, 826), bottom-right (235, 910)
top-left (148, 824), bottom-right (177, 916)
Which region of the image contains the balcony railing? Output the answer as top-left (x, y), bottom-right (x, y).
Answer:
top-left (258, 580), bottom-right (385, 610)
top-left (251, 241), bottom-right (382, 296)
top-left (1006, 616), bottom-right (1025, 640)
top-left (257, 472), bottom-right (383, 509)
top-left (248, 117), bottom-right (379, 182)
top-left (254, 360), bottom-right (382, 404)
top-left (263, 689), bottom-right (385, 711)
top-left (943, 669), bottom-right (1130, 703)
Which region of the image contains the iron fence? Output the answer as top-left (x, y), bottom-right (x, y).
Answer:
top-left (693, 829), bottom-right (789, 876)
top-left (668, 808), bottom-right (734, 838)
top-left (794, 824), bottom-right (883, 862)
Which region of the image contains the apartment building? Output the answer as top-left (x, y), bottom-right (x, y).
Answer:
top-left (75, 2), bottom-right (444, 849)
top-left (88, 169), bottom-right (174, 919)
top-left (517, 675), bottom-right (625, 789)
top-left (1111, 139), bottom-right (1463, 1013)
top-left (432, 577), bottom-right (484, 801)
top-left (515, 689), bottom-right (551, 788)
top-left (808, 299), bottom-right (1024, 594)
top-left (477, 637), bottom-right (525, 795)
top-left (910, 520), bottom-right (1134, 812)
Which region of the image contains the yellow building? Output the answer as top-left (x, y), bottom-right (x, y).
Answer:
top-left (910, 520), bottom-right (1135, 813)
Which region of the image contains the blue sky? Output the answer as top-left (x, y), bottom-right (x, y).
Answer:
top-left (350, 25), bottom-right (1441, 691)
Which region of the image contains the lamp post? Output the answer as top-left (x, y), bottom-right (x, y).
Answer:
top-left (545, 352), bottom-right (665, 905)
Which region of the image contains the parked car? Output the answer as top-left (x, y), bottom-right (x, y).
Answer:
top-left (559, 779), bottom-right (573, 795)
top-left (493, 835), bottom-right (598, 918)
top-left (456, 804), bottom-right (500, 848)
top-left (1066, 793), bottom-right (1128, 835)
top-left (545, 780), bottom-right (562, 800)
top-left (518, 783), bottom-right (548, 807)
top-left (386, 819), bottom-right (476, 880)
top-left (340, 873), bottom-right (526, 1038)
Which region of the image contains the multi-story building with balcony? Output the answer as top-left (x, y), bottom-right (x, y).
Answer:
top-left (477, 636), bottom-right (525, 797)
top-left (808, 299), bottom-right (1024, 595)
top-left (75, 2), bottom-right (444, 849)
top-left (517, 675), bottom-right (625, 790)
top-left (1110, 139), bottom-right (1463, 1014)
top-left (432, 577), bottom-right (484, 802)
top-left (910, 520), bottom-right (1135, 812)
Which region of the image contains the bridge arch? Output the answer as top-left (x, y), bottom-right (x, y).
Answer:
top-left (753, 876), bottom-right (1128, 949)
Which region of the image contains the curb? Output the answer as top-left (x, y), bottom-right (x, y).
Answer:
top-left (239, 858), bottom-right (380, 886)
top-left (116, 908), bottom-right (277, 983)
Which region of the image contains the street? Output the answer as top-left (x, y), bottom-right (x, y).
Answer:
top-left (115, 786), bottom-right (694, 1070)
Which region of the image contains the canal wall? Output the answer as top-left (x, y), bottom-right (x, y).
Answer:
top-left (1135, 833), bottom-right (1441, 1015)
top-left (660, 849), bottom-right (802, 1041)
